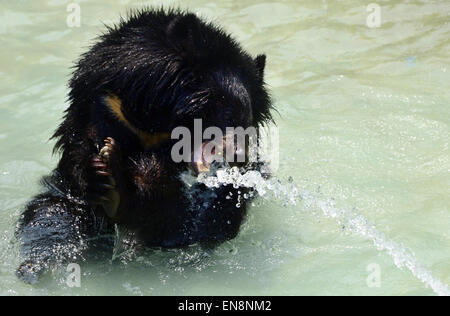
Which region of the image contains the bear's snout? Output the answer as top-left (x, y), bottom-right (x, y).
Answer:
top-left (192, 134), bottom-right (248, 174)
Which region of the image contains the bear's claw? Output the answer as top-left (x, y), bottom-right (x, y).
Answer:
top-left (87, 137), bottom-right (121, 219)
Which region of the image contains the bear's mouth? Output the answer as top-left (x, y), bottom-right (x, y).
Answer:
top-left (191, 135), bottom-right (248, 174)
top-left (192, 141), bottom-right (213, 173)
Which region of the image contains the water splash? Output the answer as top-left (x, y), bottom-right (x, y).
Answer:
top-left (197, 167), bottom-right (450, 296)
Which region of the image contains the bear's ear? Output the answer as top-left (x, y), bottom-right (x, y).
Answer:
top-left (166, 13), bottom-right (199, 39)
top-left (255, 54), bottom-right (266, 80)
top-left (166, 13), bottom-right (203, 58)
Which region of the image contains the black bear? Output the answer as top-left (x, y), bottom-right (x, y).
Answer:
top-left (16, 8), bottom-right (272, 284)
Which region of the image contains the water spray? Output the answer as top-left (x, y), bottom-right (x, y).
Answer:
top-left (197, 167), bottom-right (450, 296)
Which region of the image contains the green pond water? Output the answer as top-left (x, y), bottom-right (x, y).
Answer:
top-left (0, 0), bottom-right (449, 296)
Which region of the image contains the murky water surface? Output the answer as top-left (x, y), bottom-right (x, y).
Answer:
top-left (0, 0), bottom-right (449, 295)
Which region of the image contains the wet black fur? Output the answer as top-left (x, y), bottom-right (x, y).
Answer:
top-left (16, 8), bottom-right (272, 283)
